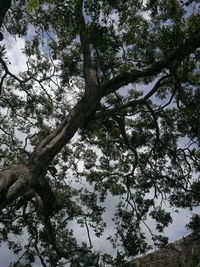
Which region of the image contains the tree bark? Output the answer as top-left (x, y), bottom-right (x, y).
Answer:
top-left (0, 165), bottom-right (32, 209)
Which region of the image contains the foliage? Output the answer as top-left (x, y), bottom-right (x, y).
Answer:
top-left (0, 0), bottom-right (200, 266)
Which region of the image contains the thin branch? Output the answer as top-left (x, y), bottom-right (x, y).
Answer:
top-left (97, 74), bottom-right (171, 118)
top-left (0, 72), bottom-right (7, 95)
top-left (85, 218), bottom-right (93, 248)
top-left (145, 102), bottom-right (160, 162)
top-left (43, 215), bottom-right (91, 261)
top-left (0, 56), bottom-right (23, 84)
top-left (14, 237), bottom-right (34, 265)
top-left (145, 102), bottom-right (160, 143)
top-left (112, 115), bottom-right (138, 163)
top-left (156, 89), bottom-right (177, 111)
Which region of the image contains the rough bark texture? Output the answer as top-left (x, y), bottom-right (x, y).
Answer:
top-left (126, 234), bottom-right (200, 267)
top-left (0, 165), bottom-right (32, 209)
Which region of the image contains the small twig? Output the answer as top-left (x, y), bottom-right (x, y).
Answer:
top-left (85, 217), bottom-right (93, 248)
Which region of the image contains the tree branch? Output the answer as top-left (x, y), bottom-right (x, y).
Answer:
top-left (43, 215), bottom-right (91, 261)
top-left (77, 0), bottom-right (98, 92)
top-left (100, 31), bottom-right (200, 97)
top-left (29, 27), bottom-right (200, 172)
top-left (96, 75), bottom-right (171, 118)
top-left (0, 56), bottom-right (23, 94)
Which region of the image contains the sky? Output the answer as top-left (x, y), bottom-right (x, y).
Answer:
top-left (0, 11), bottom-right (200, 267)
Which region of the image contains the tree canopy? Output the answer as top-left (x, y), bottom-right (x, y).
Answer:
top-left (0, 0), bottom-right (200, 266)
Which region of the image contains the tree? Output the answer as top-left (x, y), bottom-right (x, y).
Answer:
top-left (0, 0), bottom-right (200, 265)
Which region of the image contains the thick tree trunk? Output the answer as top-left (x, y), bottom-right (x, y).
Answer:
top-left (0, 164), bottom-right (32, 209)
top-left (0, 91), bottom-right (100, 212)
top-left (0, 163), bottom-right (61, 213)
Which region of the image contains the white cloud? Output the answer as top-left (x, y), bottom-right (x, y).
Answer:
top-left (2, 32), bottom-right (27, 74)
